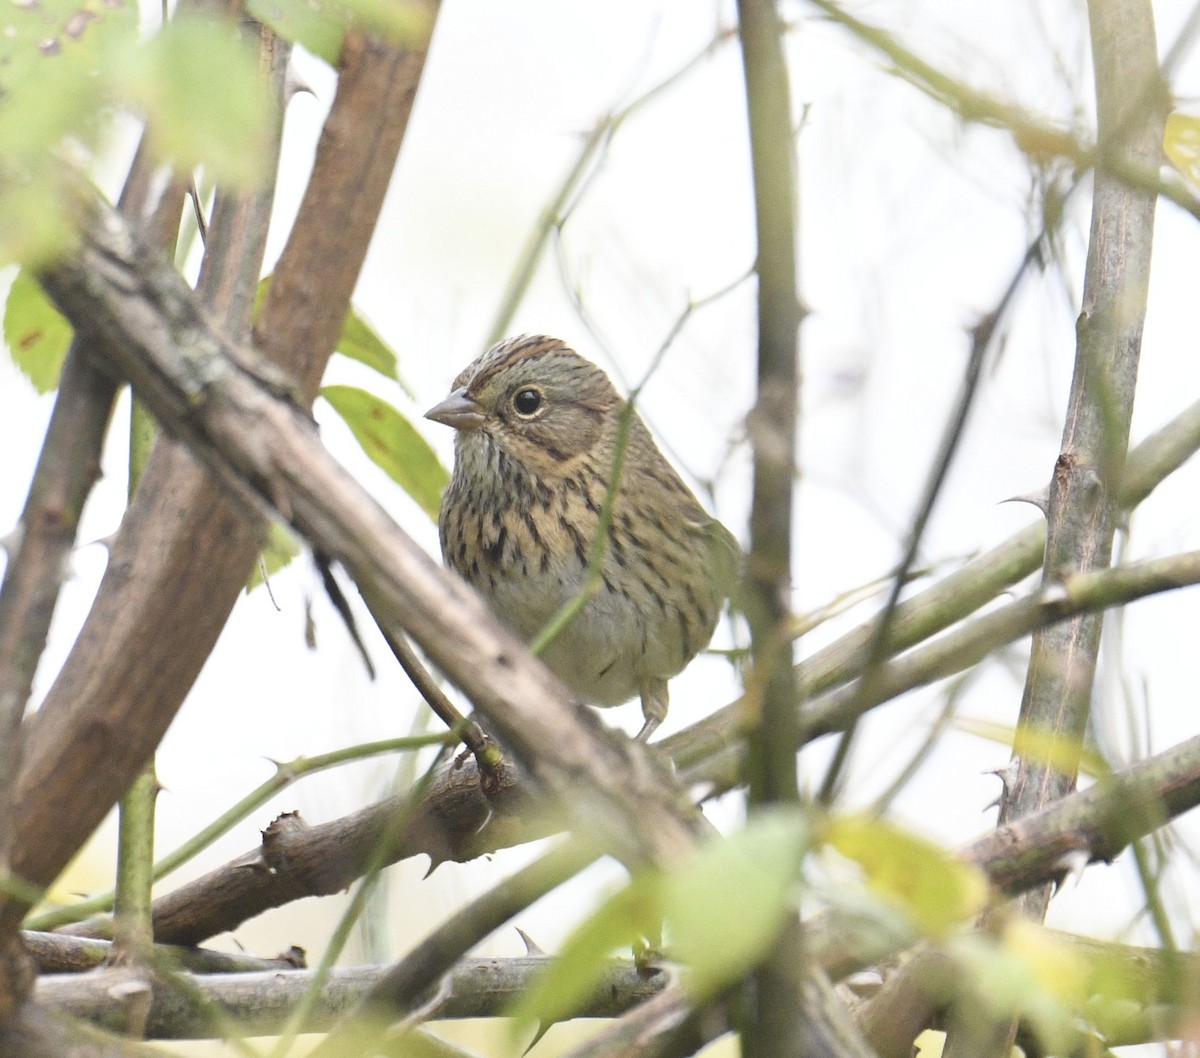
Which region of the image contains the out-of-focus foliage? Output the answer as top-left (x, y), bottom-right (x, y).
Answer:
top-left (508, 809), bottom-right (807, 1038)
top-left (245, 0), bottom-right (435, 66)
top-left (0, 4), bottom-right (270, 264)
top-left (825, 815), bottom-right (989, 939)
top-left (1164, 111), bottom-right (1200, 189)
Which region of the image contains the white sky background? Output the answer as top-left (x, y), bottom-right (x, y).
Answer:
top-left (5, 0), bottom-right (1200, 1047)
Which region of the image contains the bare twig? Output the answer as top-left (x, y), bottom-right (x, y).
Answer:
top-left (665, 391), bottom-right (1200, 782)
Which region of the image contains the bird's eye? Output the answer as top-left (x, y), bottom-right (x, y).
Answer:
top-left (512, 388), bottom-right (543, 416)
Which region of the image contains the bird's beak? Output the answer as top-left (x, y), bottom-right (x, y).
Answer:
top-left (425, 387), bottom-right (486, 431)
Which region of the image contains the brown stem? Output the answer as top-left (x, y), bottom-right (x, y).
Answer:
top-left (11, 25), bottom-right (438, 920)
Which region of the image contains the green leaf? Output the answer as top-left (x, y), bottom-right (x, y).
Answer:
top-left (321, 384), bottom-right (448, 520)
top-left (0, 0), bottom-right (135, 263)
top-left (954, 718), bottom-right (1109, 779)
top-left (664, 807), bottom-right (806, 1001)
top-left (336, 0), bottom-right (435, 45)
top-left (948, 929), bottom-right (1079, 1055)
top-left (3, 270), bottom-right (74, 393)
top-left (338, 308), bottom-right (403, 387)
top-left (244, 0), bottom-right (434, 65)
top-left (508, 871), bottom-right (663, 1042)
top-left (245, 0), bottom-right (345, 65)
top-left (507, 809), bottom-right (806, 1041)
top-left (247, 522), bottom-right (301, 591)
top-left (826, 815), bottom-right (988, 938)
top-left (0, 0), bottom-right (134, 113)
top-left (122, 14), bottom-right (271, 187)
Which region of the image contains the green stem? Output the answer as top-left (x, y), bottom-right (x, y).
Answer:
top-left (26, 734), bottom-right (448, 932)
top-left (111, 397), bottom-right (159, 960)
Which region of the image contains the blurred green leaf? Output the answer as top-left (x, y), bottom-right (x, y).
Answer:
top-left (3, 269), bottom-right (74, 393)
top-left (508, 871), bottom-right (663, 1042)
top-left (247, 522), bottom-right (301, 591)
top-left (826, 815), bottom-right (988, 938)
top-left (0, 2), bottom-right (270, 263)
top-left (949, 929), bottom-right (1079, 1055)
top-left (954, 717), bottom-right (1108, 779)
top-left (321, 384), bottom-right (448, 520)
top-left (0, 0), bottom-right (135, 263)
top-left (0, 0), bottom-right (134, 109)
top-left (1165, 111), bottom-right (1200, 189)
top-left (245, 0), bottom-right (345, 64)
top-left (508, 809), bottom-right (806, 1041)
top-left (665, 806), bottom-right (806, 1001)
top-left (244, 0), bottom-right (433, 65)
top-left (122, 15), bottom-right (271, 187)
top-left (337, 0), bottom-right (434, 44)
top-left (0, 175), bottom-right (81, 268)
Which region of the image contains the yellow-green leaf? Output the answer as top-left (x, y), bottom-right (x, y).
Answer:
top-left (335, 0), bottom-right (434, 45)
top-left (0, 0), bottom-right (134, 112)
top-left (955, 717), bottom-right (1108, 780)
top-left (338, 308), bottom-right (410, 392)
top-left (1001, 919), bottom-right (1087, 1006)
top-left (245, 0), bottom-right (345, 65)
top-left (322, 384), bottom-right (448, 520)
top-left (826, 815), bottom-right (988, 938)
top-left (245, 0), bottom-right (433, 65)
top-left (3, 269), bottom-right (74, 393)
top-left (1165, 112), bottom-right (1200, 188)
top-left (948, 930), bottom-right (1078, 1055)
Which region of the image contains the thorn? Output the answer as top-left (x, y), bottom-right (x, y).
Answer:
top-left (999, 487), bottom-right (1050, 515)
top-left (520, 1020), bottom-right (549, 1057)
top-left (86, 530), bottom-right (119, 554)
top-left (516, 928), bottom-right (546, 956)
top-left (285, 63), bottom-right (316, 102)
top-left (0, 524), bottom-right (22, 556)
top-left (1039, 582), bottom-right (1071, 610)
top-left (421, 854), bottom-right (441, 881)
top-left (1055, 849), bottom-right (1090, 888)
top-left (983, 759), bottom-right (1020, 800)
top-left (470, 804), bottom-right (495, 837)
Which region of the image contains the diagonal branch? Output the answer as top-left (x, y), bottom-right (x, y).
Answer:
top-left (11, 26), bottom-right (439, 914)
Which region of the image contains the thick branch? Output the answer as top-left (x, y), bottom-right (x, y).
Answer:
top-left (36, 957), bottom-right (665, 1039)
top-left (1002, 0), bottom-right (1161, 834)
top-left (12, 27), bottom-right (438, 911)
